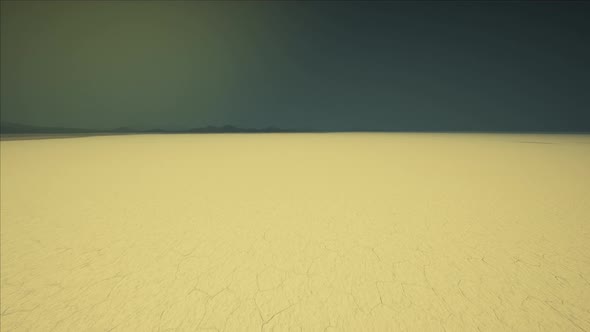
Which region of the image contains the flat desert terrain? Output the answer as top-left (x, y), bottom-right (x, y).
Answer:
top-left (1, 133), bottom-right (589, 331)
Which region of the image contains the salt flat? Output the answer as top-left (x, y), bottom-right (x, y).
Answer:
top-left (1, 133), bottom-right (589, 331)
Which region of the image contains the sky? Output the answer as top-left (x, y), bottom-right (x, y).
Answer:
top-left (1, 0), bottom-right (589, 131)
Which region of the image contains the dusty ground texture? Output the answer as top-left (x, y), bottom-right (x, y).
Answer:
top-left (1, 133), bottom-right (589, 331)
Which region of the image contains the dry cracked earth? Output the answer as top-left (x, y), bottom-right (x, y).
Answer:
top-left (1, 133), bottom-right (589, 331)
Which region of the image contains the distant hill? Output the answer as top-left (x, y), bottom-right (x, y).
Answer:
top-left (0, 122), bottom-right (304, 134)
top-left (184, 125), bottom-right (295, 133)
top-left (0, 122), bottom-right (94, 134)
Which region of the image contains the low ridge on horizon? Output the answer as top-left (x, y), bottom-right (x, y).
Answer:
top-left (2, 120), bottom-right (589, 135)
top-left (0, 121), bottom-right (304, 134)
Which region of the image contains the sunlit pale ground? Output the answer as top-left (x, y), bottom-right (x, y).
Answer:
top-left (1, 133), bottom-right (589, 331)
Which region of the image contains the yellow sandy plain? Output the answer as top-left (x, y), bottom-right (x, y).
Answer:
top-left (1, 133), bottom-right (589, 331)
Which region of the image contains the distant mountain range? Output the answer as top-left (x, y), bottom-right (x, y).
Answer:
top-left (4, 122), bottom-right (589, 135)
top-left (0, 122), bottom-right (305, 134)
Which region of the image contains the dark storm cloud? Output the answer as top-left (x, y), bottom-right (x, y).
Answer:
top-left (1, 1), bottom-right (589, 131)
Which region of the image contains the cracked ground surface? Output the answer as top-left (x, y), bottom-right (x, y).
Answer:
top-left (1, 133), bottom-right (589, 331)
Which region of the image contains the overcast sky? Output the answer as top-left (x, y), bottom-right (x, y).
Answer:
top-left (1, 1), bottom-right (589, 131)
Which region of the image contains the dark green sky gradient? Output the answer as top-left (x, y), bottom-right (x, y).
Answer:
top-left (1, 1), bottom-right (589, 131)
